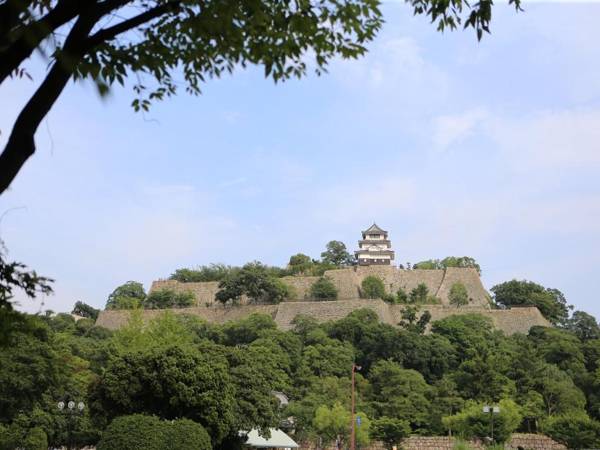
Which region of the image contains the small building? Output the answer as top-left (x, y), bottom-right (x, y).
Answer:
top-left (242, 428), bottom-right (299, 449)
top-left (355, 223), bottom-right (395, 266)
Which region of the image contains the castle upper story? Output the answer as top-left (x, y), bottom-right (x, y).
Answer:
top-left (355, 223), bottom-right (395, 266)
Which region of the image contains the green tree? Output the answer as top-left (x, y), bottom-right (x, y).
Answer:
top-left (413, 257), bottom-right (481, 274)
top-left (170, 264), bottom-right (233, 282)
top-left (449, 282), bottom-right (469, 307)
top-left (566, 311), bottom-right (600, 342)
top-left (165, 418), bottom-right (212, 450)
top-left (368, 360), bottom-right (432, 429)
top-left (90, 345), bottom-right (236, 442)
top-left (216, 262), bottom-right (291, 305)
top-left (288, 253), bottom-right (314, 275)
top-left (96, 415), bottom-right (165, 450)
top-left (396, 287), bottom-right (408, 304)
top-left (313, 403), bottom-right (370, 448)
top-left (321, 241), bottom-right (354, 266)
top-left (442, 399), bottom-right (522, 443)
top-left (310, 277), bottom-right (338, 300)
top-left (371, 417), bottom-right (410, 449)
top-left (144, 288), bottom-right (195, 309)
top-left (71, 301), bottom-right (100, 320)
top-left (105, 281), bottom-right (146, 310)
top-left (398, 306), bottom-right (431, 334)
top-left (409, 283), bottom-right (430, 304)
top-left (541, 413), bottom-right (600, 449)
top-left (361, 276), bottom-right (386, 299)
top-left (491, 280), bottom-right (571, 325)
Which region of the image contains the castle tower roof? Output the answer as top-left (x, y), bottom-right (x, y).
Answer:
top-left (356, 223), bottom-right (394, 265)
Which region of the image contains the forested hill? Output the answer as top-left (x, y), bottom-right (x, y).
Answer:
top-left (2, 303), bottom-right (600, 448)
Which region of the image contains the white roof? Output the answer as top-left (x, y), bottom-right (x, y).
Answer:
top-left (242, 428), bottom-right (299, 448)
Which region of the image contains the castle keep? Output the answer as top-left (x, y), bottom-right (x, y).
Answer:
top-left (96, 224), bottom-right (552, 334)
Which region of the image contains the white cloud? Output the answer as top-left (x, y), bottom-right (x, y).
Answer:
top-left (487, 109), bottom-right (600, 169)
top-left (432, 108), bottom-right (488, 151)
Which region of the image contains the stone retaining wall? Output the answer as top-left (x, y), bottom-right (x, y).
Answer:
top-left (96, 300), bottom-right (550, 335)
top-left (149, 267), bottom-right (490, 307)
top-left (296, 434), bottom-right (564, 450)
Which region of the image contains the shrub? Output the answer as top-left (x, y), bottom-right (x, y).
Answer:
top-left (361, 276), bottom-right (386, 299)
top-left (449, 282), bottom-right (469, 307)
top-left (310, 277), bottom-right (338, 300)
top-left (396, 288), bottom-right (408, 303)
top-left (97, 415), bottom-right (164, 450)
top-left (165, 418), bottom-right (212, 450)
top-left (96, 415), bottom-right (212, 450)
top-left (144, 289), bottom-right (195, 309)
top-left (371, 417), bottom-right (410, 449)
top-left (215, 262), bottom-right (291, 304)
top-left (409, 283), bottom-right (429, 303)
top-left (442, 399), bottom-right (522, 443)
top-left (541, 413), bottom-right (600, 449)
top-left (170, 264), bottom-right (233, 282)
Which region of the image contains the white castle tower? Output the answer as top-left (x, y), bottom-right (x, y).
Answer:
top-left (355, 223), bottom-right (395, 266)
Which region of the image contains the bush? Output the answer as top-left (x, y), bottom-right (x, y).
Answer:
top-left (449, 282), bottom-right (469, 307)
top-left (0, 424), bottom-right (48, 450)
top-left (310, 277), bottom-right (338, 300)
top-left (396, 288), bottom-right (408, 303)
top-left (170, 264), bottom-right (233, 282)
top-left (541, 413), bottom-right (600, 449)
top-left (97, 415), bottom-right (164, 450)
top-left (409, 283), bottom-right (429, 303)
top-left (215, 262), bottom-right (291, 305)
top-left (361, 276), bottom-right (386, 299)
top-left (97, 415), bottom-right (212, 450)
top-left (442, 399), bottom-right (522, 443)
top-left (144, 289), bottom-right (195, 309)
top-left (165, 418), bottom-right (212, 450)
top-left (371, 417), bottom-right (410, 449)
top-left (106, 281), bottom-right (147, 310)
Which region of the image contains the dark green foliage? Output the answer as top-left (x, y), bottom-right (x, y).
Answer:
top-left (396, 287), bottom-right (408, 303)
top-left (449, 282), bottom-right (469, 307)
top-left (90, 345), bottom-right (236, 442)
top-left (491, 280), bottom-right (571, 325)
top-left (320, 241), bottom-right (354, 266)
top-left (398, 306), bottom-right (431, 334)
top-left (410, 283), bottom-right (430, 303)
top-left (144, 288), bottom-right (195, 309)
top-left (71, 301), bottom-right (100, 320)
top-left (165, 418), bottom-right (212, 450)
top-left (361, 276), bottom-right (386, 299)
top-left (566, 311), bottom-right (600, 342)
top-left (541, 413), bottom-right (600, 449)
top-left (106, 281), bottom-right (146, 310)
top-left (413, 256), bottom-right (481, 274)
top-left (371, 417), bottom-right (410, 449)
top-left (220, 313), bottom-right (278, 346)
top-left (170, 264), bottom-right (233, 282)
top-left (310, 277), bottom-right (338, 300)
top-left (0, 246), bottom-right (53, 311)
top-left (216, 262), bottom-right (291, 304)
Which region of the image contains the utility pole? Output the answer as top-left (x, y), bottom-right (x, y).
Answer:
top-left (350, 363), bottom-right (361, 450)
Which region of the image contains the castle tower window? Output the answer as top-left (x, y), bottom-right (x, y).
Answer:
top-left (354, 223), bottom-right (395, 266)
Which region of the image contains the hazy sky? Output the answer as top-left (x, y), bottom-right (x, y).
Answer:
top-left (1, 2), bottom-right (599, 318)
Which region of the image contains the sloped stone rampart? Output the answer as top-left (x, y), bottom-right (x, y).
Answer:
top-left (506, 433), bottom-right (566, 450)
top-left (96, 300), bottom-right (550, 335)
top-left (297, 434), bottom-right (564, 450)
top-left (150, 267), bottom-right (490, 307)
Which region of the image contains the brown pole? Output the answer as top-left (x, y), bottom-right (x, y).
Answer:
top-left (350, 364), bottom-right (356, 450)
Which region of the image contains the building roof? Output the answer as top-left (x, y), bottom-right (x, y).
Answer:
top-left (242, 428), bottom-right (299, 448)
top-left (362, 223), bottom-right (387, 235)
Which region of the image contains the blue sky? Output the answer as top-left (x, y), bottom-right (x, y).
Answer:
top-left (1, 2), bottom-right (599, 318)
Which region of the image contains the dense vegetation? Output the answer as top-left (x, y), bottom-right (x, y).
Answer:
top-left (2, 299), bottom-right (600, 449)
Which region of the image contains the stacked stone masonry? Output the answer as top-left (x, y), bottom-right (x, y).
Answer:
top-left (96, 299), bottom-right (550, 334)
top-left (296, 435), bottom-right (565, 450)
top-left (150, 266), bottom-right (490, 307)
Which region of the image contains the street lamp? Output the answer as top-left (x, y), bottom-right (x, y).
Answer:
top-left (482, 405), bottom-right (500, 442)
top-left (350, 363), bottom-right (361, 450)
top-left (57, 399), bottom-right (85, 450)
